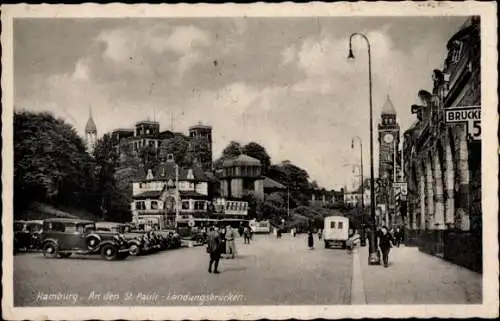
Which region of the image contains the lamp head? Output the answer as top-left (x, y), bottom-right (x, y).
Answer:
top-left (347, 47), bottom-right (355, 60)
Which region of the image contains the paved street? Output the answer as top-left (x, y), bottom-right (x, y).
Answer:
top-left (14, 234), bottom-right (353, 306)
top-left (353, 245), bottom-right (482, 304)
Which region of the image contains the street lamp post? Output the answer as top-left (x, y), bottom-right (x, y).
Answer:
top-left (352, 136), bottom-right (366, 247)
top-left (348, 33), bottom-right (381, 265)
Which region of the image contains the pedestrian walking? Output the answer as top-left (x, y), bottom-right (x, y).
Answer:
top-left (291, 227), bottom-right (296, 238)
top-left (318, 228), bottom-right (323, 240)
top-left (307, 230), bottom-right (314, 249)
top-left (277, 228), bottom-right (282, 239)
top-left (394, 227), bottom-right (402, 247)
top-left (378, 226), bottom-right (394, 268)
top-left (225, 225), bottom-right (237, 259)
top-left (206, 227), bottom-right (221, 274)
top-left (243, 226), bottom-right (251, 244)
top-left (219, 226), bottom-right (227, 257)
top-left (238, 224), bottom-right (244, 238)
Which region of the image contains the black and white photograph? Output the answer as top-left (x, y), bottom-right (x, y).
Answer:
top-left (1, 2), bottom-right (498, 320)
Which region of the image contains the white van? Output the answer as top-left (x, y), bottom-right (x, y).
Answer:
top-left (323, 216), bottom-right (349, 249)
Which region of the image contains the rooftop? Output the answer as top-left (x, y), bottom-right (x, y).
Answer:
top-left (85, 116), bottom-right (97, 134)
top-left (222, 154), bottom-right (261, 168)
top-left (381, 95), bottom-right (397, 115)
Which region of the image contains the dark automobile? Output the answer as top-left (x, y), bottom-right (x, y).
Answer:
top-left (41, 218), bottom-right (130, 261)
top-left (14, 220), bottom-right (43, 253)
top-left (95, 222), bottom-right (147, 256)
top-left (156, 230), bottom-right (182, 249)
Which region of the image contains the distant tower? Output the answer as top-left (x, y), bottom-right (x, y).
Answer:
top-left (377, 95), bottom-right (400, 183)
top-left (85, 107), bottom-right (98, 155)
top-left (189, 122), bottom-right (213, 172)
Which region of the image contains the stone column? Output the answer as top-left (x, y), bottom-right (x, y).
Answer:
top-left (419, 166), bottom-right (426, 230)
top-left (433, 152), bottom-right (445, 229)
top-left (444, 140), bottom-right (455, 226)
top-left (456, 126), bottom-right (470, 231)
top-left (410, 166), bottom-right (418, 230)
top-left (425, 158), bottom-right (434, 230)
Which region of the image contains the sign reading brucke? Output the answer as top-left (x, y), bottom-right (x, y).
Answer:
top-left (444, 106), bottom-right (481, 140)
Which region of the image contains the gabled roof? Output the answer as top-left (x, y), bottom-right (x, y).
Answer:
top-left (381, 95), bottom-right (396, 115)
top-left (222, 154), bottom-right (261, 167)
top-left (263, 177), bottom-right (286, 190)
top-left (133, 161), bottom-right (209, 182)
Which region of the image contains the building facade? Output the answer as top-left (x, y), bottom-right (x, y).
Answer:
top-left (131, 155), bottom-right (211, 229)
top-left (219, 154), bottom-right (265, 200)
top-left (402, 17), bottom-right (481, 272)
top-left (110, 120), bottom-right (213, 170)
top-left (189, 122), bottom-right (213, 173)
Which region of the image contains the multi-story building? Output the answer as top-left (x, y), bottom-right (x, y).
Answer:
top-left (402, 17), bottom-right (481, 272)
top-left (110, 120), bottom-right (213, 170)
top-left (189, 122), bottom-right (213, 173)
top-left (131, 154), bottom-right (211, 229)
top-left (344, 188), bottom-right (371, 208)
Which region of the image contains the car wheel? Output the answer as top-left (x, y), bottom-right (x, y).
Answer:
top-left (58, 252), bottom-right (72, 258)
top-left (101, 244), bottom-right (118, 261)
top-left (86, 235), bottom-right (101, 251)
top-left (43, 243), bottom-right (58, 258)
top-left (129, 244), bottom-right (141, 256)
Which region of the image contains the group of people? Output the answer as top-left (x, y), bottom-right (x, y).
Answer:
top-left (206, 224), bottom-right (253, 274)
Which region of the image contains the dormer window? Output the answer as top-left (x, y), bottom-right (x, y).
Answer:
top-left (146, 169), bottom-right (154, 180)
top-left (451, 40), bottom-right (463, 63)
top-left (187, 169), bottom-right (194, 180)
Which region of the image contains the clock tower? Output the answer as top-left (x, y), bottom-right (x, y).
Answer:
top-left (378, 95), bottom-right (400, 183)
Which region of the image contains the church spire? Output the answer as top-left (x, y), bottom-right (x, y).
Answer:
top-left (85, 106), bottom-right (97, 134)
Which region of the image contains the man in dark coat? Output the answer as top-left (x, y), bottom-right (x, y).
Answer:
top-left (378, 226), bottom-right (394, 268)
top-left (206, 227), bottom-right (221, 274)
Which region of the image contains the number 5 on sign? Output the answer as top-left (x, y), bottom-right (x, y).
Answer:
top-left (468, 119), bottom-right (481, 140)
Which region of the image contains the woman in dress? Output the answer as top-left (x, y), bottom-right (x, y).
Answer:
top-left (307, 230), bottom-right (314, 249)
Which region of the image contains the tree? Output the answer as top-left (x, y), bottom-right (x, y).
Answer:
top-left (222, 141), bottom-right (242, 157)
top-left (158, 135), bottom-right (190, 165)
top-left (187, 135), bottom-right (212, 168)
top-left (242, 142), bottom-right (271, 174)
top-left (138, 144), bottom-right (158, 169)
top-left (267, 161), bottom-right (311, 207)
top-left (214, 141), bottom-right (243, 169)
top-left (14, 111), bottom-right (98, 215)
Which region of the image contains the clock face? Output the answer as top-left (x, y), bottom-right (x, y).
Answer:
top-left (383, 133), bottom-right (394, 143)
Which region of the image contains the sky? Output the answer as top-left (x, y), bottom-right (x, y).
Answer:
top-left (14, 16), bottom-right (467, 190)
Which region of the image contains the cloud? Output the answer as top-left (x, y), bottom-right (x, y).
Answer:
top-left (14, 18), bottom-right (461, 189)
top-left (162, 26), bottom-right (212, 55)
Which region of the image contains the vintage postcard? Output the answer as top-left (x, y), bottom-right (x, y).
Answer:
top-left (1, 2), bottom-right (498, 320)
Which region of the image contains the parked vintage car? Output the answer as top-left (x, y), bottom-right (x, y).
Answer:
top-left (155, 230), bottom-right (182, 249)
top-left (14, 220), bottom-right (44, 253)
top-left (95, 222), bottom-right (148, 256)
top-left (41, 218), bottom-right (130, 260)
